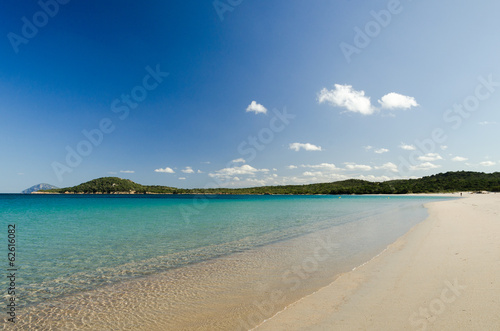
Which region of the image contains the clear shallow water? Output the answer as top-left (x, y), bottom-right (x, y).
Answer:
top-left (0, 194), bottom-right (452, 329)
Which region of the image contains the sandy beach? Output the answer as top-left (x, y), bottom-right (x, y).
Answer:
top-left (255, 193), bottom-right (500, 330)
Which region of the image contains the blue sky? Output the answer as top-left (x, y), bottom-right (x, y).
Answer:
top-left (1, 0), bottom-right (500, 192)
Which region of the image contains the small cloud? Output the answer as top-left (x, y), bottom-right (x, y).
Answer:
top-left (178, 177), bottom-right (186, 180)
top-left (302, 163), bottom-right (338, 171)
top-left (375, 162), bottom-right (398, 173)
top-left (107, 171), bottom-right (117, 175)
top-left (197, 170), bottom-right (204, 174)
top-left (364, 145), bottom-right (373, 151)
top-left (232, 158), bottom-right (246, 164)
top-left (440, 145), bottom-right (448, 150)
top-left (480, 161), bottom-right (496, 167)
top-left (181, 166), bottom-right (194, 174)
top-left (155, 167), bottom-right (175, 173)
top-left (318, 84), bottom-right (374, 115)
top-left (287, 165), bottom-right (298, 169)
top-left (344, 162), bottom-right (372, 171)
top-left (246, 101), bottom-right (267, 114)
top-left (409, 162), bottom-right (441, 171)
top-left (374, 148), bottom-right (389, 154)
top-left (378, 92), bottom-right (418, 110)
top-left (451, 156), bottom-right (468, 162)
top-left (120, 170), bottom-right (135, 174)
top-left (303, 171), bottom-right (323, 177)
top-left (479, 121), bottom-right (497, 125)
top-left (201, 161), bottom-right (211, 164)
top-left (400, 143), bottom-right (416, 151)
top-left (289, 142), bottom-right (322, 152)
top-left (417, 153), bottom-right (443, 162)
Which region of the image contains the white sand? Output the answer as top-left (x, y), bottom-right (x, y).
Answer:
top-left (255, 193), bottom-right (500, 330)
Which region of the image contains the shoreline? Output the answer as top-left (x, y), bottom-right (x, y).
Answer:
top-left (255, 192), bottom-right (500, 330)
top-left (4, 195), bottom-right (441, 330)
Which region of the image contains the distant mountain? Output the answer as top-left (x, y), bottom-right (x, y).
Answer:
top-left (22, 183), bottom-right (59, 194)
top-left (40, 171), bottom-right (500, 195)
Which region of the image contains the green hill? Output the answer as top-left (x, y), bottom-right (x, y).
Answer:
top-left (44, 177), bottom-right (177, 194)
top-left (42, 171), bottom-right (500, 195)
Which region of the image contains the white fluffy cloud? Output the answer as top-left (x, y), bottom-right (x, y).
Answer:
top-left (374, 148), bottom-right (389, 154)
top-left (318, 85), bottom-right (418, 115)
top-left (181, 167), bottom-right (194, 174)
top-left (246, 101), bottom-right (267, 114)
top-left (209, 164), bottom-right (269, 179)
top-left (154, 167), bottom-right (175, 173)
top-left (232, 158), bottom-right (246, 164)
top-left (344, 162), bottom-right (372, 171)
top-left (378, 92), bottom-right (419, 109)
top-left (409, 162), bottom-right (441, 171)
top-left (399, 143), bottom-right (416, 151)
top-left (452, 156), bottom-right (468, 162)
top-left (120, 170), bottom-right (135, 174)
top-left (417, 153), bottom-right (443, 162)
top-left (318, 84), bottom-right (374, 115)
top-left (178, 177), bottom-right (186, 180)
top-left (287, 165), bottom-right (298, 169)
top-left (289, 142), bottom-right (322, 152)
top-left (480, 161), bottom-right (496, 167)
top-left (375, 162), bottom-right (399, 173)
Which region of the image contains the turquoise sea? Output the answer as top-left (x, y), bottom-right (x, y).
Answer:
top-left (0, 194), bottom-right (452, 329)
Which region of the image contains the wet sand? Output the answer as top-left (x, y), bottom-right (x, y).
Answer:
top-left (255, 193), bottom-right (500, 330)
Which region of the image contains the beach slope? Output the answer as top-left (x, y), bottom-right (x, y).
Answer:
top-left (255, 193), bottom-right (500, 330)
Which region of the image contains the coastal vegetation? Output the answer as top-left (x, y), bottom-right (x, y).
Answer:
top-left (41, 171), bottom-right (500, 195)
